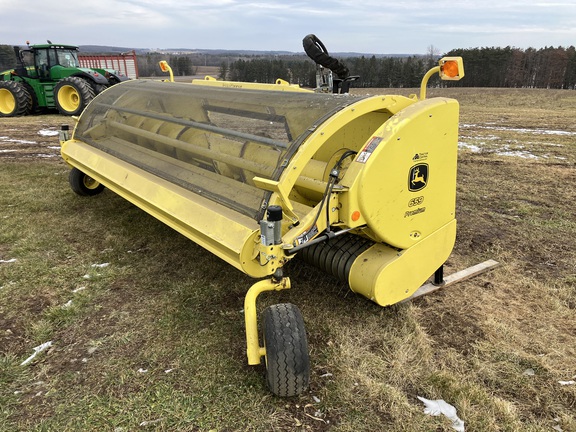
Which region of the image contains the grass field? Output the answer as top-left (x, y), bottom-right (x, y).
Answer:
top-left (1, 87), bottom-right (575, 431)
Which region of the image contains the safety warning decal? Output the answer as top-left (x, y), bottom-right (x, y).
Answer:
top-left (356, 137), bottom-right (382, 163)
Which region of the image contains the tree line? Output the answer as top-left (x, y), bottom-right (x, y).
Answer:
top-left (136, 52), bottom-right (198, 77)
top-left (1, 44), bottom-right (575, 89)
top-left (224, 46), bottom-right (576, 89)
top-left (444, 46), bottom-right (576, 89)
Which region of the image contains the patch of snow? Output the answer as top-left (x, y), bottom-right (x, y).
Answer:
top-left (0, 138), bottom-right (36, 144)
top-left (458, 142), bottom-right (481, 152)
top-left (461, 124), bottom-right (576, 136)
top-left (38, 130), bottom-right (59, 137)
top-left (0, 258), bottom-right (17, 263)
top-left (462, 134), bottom-right (501, 141)
top-left (418, 396), bottom-right (465, 432)
top-left (496, 150), bottom-right (539, 159)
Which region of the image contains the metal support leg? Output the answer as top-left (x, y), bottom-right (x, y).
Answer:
top-left (433, 265), bottom-right (445, 286)
top-left (244, 277), bottom-right (291, 365)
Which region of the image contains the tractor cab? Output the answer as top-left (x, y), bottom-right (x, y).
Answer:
top-left (15, 44), bottom-right (82, 81)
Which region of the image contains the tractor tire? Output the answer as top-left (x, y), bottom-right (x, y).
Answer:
top-left (54, 77), bottom-right (96, 116)
top-left (92, 83), bottom-right (108, 95)
top-left (22, 82), bottom-right (39, 114)
top-left (0, 81), bottom-right (32, 117)
top-left (263, 303), bottom-right (310, 397)
top-left (69, 168), bottom-right (105, 196)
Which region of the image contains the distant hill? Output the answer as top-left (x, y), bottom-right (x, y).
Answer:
top-left (78, 45), bottom-right (412, 58)
top-left (78, 45), bottom-right (148, 54)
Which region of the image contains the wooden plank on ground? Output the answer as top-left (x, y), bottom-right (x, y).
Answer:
top-left (404, 259), bottom-right (500, 302)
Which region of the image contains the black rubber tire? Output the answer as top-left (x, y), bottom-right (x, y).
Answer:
top-left (69, 168), bottom-right (105, 196)
top-left (0, 81), bottom-right (32, 117)
top-left (302, 34), bottom-right (349, 79)
top-left (263, 303), bottom-right (310, 397)
top-left (92, 83), bottom-right (108, 95)
top-left (54, 77), bottom-right (96, 116)
top-left (21, 82), bottom-right (39, 114)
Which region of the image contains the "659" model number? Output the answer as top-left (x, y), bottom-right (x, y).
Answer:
top-left (408, 196), bottom-right (424, 207)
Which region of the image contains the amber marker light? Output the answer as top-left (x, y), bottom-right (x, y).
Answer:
top-left (442, 60), bottom-right (459, 78)
top-left (351, 211), bottom-right (361, 222)
top-left (158, 60), bottom-right (174, 82)
top-left (438, 57), bottom-right (465, 81)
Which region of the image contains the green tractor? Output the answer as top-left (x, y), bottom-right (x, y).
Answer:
top-left (0, 42), bottom-right (129, 117)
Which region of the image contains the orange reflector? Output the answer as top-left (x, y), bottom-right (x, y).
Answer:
top-left (442, 60), bottom-right (459, 78)
top-left (351, 211), bottom-right (361, 222)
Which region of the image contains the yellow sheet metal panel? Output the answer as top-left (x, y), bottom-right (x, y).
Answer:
top-left (348, 219), bottom-right (457, 306)
top-left (340, 98), bottom-right (459, 249)
top-left (274, 95), bottom-right (417, 235)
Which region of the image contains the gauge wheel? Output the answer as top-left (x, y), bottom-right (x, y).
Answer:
top-left (54, 77), bottom-right (95, 116)
top-left (0, 81), bottom-right (32, 117)
top-left (69, 168), bottom-right (105, 196)
top-left (263, 303), bottom-right (310, 397)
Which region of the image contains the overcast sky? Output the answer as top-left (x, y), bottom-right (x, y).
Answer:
top-left (2, 0), bottom-right (575, 54)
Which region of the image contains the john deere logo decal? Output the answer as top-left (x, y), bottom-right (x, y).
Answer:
top-left (409, 163), bottom-right (428, 192)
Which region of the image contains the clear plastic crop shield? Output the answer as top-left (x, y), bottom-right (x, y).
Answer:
top-left (73, 80), bottom-right (367, 220)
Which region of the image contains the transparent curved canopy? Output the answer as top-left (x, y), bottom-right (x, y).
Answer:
top-left (74, 80), bottom-right (367, 220)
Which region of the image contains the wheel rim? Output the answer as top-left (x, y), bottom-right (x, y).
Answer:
top-left (58, 84), bottom-right (81, 112)
top-left (82, 175), bottom-right (100, 190)
top-left (0, 88), bottom-right (16, 114)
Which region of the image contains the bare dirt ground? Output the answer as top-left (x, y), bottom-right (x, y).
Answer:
top-left (0, 114), bottom-right (66, 161)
